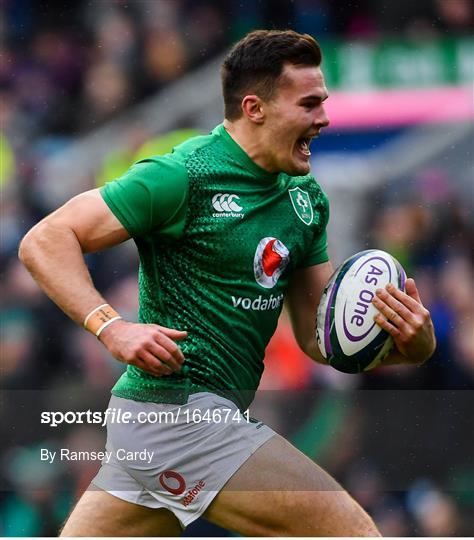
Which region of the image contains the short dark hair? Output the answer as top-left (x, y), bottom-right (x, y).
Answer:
top-left (221, 29), bottom-right (322, 120)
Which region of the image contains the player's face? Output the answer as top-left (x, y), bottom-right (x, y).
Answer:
top-left (262, 64), bottom-right (329, 176)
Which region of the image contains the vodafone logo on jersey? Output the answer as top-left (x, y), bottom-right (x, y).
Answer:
top-left (253, 237), bottom-right (290, 289)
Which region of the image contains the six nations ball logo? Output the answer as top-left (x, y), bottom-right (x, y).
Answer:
top-left (253, 237), bottom-right (290, 289)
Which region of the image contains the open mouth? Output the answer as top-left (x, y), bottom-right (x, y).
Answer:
top-left (297, 137), bottom-right (312, 157)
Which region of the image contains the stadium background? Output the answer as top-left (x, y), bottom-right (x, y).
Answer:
top-left (1, 0), bottom-right (473, 536)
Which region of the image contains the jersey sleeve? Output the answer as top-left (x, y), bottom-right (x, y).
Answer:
top-left (100, 156), bottom-right (189, 238)
top-left (298, 188), bottom-right (330, 267)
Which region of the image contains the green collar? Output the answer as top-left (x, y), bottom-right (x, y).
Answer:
top-left (215, 123), bottom-right (280, 183)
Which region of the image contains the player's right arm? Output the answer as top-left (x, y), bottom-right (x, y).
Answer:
top-left (285, 261), bottom-right (333, 365)
top-left (18, 189), bottom-right (187, 376)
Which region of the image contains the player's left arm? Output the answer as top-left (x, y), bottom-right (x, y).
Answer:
top-left (372, 278), bottom-right (436, 365)
top-left (285, 261), bottom-right (334, 364)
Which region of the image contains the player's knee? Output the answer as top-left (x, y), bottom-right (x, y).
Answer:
top-left (275, 491), bottom-right (381, 537)
top-left (59, 515), bottom-right (89, 537)
top-left (59, 521), bottom-right (74, 537)
top-left (337, 497), bottom-right (381, 537)
top-left (353, 512), bottom-right (381, 537)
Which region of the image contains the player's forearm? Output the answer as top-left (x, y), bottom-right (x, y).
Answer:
top-left (302, 339), bottom-right (328, 365)
top-left (18, 220), bottom-right (107, 325)
top-left (381, 347), bottom-right (432, 367)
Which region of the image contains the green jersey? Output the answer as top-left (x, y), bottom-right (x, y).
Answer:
top-left (100, 124), bottom-right (329, 409)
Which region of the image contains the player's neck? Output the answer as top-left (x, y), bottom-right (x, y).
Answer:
top-left (223, 119), bottom-right (277, 173)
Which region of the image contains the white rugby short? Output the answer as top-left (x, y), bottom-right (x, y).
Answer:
top-left (91, 392), bottom-right (275, 528)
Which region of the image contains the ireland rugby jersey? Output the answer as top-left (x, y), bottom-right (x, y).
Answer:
top-left (100, 124), bottom-right (329, 409)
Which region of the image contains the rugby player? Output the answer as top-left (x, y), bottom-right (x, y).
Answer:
top-left (19, 29), bottom-right (436, 536)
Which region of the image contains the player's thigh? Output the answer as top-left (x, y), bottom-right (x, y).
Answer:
top-left (60, 488), bottom-right (182, 537)
top-left (203, 434), bottom-right (380, 537)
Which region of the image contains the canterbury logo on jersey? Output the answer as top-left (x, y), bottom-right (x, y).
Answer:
top-left (212, 193), bottom-right (244, 218)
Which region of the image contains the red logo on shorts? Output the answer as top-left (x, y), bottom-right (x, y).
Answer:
top-left (158, 470), bottom-right (186, 495)
top-left (181, 479), bottom-right (206, 507)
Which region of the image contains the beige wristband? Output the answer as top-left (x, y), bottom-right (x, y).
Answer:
top-left (83, 304), bottom-right (122, 337)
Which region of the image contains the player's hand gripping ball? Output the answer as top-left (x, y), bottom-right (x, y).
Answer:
top-left (316, 250), bottom-right (406, 373)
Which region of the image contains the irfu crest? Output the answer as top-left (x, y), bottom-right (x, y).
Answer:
top-left (288, 187), bottom-right (313, 225)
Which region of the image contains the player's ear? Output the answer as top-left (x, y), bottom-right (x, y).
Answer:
top-left (241, 95), bottom-right (265, 124)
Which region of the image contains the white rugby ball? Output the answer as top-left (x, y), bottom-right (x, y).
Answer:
top-left (316, 249), bottom-right (406, 373)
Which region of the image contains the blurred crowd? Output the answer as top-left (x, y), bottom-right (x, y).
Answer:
top-left (1, 0), bottom-right (473, 536)
top-left (2, 0), bottom-right (472, 144)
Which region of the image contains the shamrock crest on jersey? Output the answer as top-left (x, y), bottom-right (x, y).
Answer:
top-left (288, 187), bottom-right (313, 225)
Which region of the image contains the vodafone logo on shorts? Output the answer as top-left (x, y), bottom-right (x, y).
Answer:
top-left (158, 470), bottom-right (207, 506)
top-left (254, 237), bottom-right (290, 289)
top-left (181, 479), bottom-right (206, 507)
top-left (158, 470), bottom-right (186, 495)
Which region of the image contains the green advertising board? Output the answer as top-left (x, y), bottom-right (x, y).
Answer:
top-left (321, 37), bottom-right (473, 90)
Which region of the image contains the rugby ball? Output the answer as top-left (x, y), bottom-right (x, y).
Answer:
top-left (316, 250), bottom-right (406, 373)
